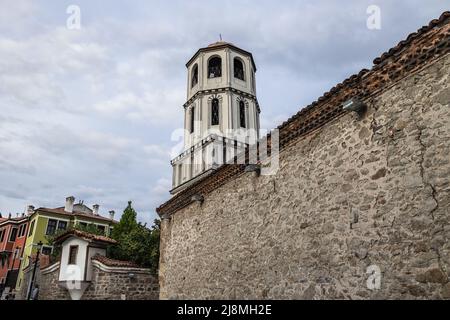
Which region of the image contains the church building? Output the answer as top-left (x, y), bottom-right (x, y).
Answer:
top-left (158, 12), bottom-right (450, 300)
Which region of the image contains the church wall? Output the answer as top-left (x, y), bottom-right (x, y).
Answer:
top-left (160, 53), bottom-right (450, 299)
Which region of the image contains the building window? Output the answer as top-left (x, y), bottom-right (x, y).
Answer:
top-left (57, 221), bottom-right (67, 231)
top-left (234, 58), bottom-right (245, 81)
top-left (45, 219), bottom-right (57, 235)
top-left (208, 57), bottom-right (222, 78)
top-left (190, 106), bottom-right (195, 134)
top-left (78, 222), bottom-right (87, 228)
top-left (18, 224), bottom-right (26, 237)
top-left (68, 246), bottom-right (78, 265)
top-left (42, 246), bottom-right (52, 256)
top-left (9, 228), bottom-right (18, 242)
top-left (211, 98), bottom-right (219, 126)
top-left (239, 101), bottom-right (246, 128)
top-left (28, 220), bottom-right (35, 237)
top-left (97, 225), bottom-right (106, 234)
top-left (191, 64), bottom-right (198, 88)
top-left (0, 229), bottom-right (5, 242)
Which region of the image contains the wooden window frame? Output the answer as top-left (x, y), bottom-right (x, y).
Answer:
top-left (8, 228), bottom-right (18, 242)
top-left (57, 220), bottom-right (68, 231)
top-left (28, 220), bottom-right (35, 237)
top-left (68, 245), bottom-right (79, 265)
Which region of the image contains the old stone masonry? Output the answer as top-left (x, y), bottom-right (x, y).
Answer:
top-left (157, 12), bottom-right (450, 299)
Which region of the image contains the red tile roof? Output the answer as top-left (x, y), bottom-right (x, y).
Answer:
top-left (54, 229), bottom-right (117, 244)
top-left (91, 254), bottom-right (140, 268)
top-left (37, 207), bottom-right (117, 223)
top-left (0, 216), bottom-right (29, 226)
top-left (158, 11), bottom-right (450, 217)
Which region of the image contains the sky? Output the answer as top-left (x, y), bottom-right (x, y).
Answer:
top-left (0, 0), bottom-right (448, 225)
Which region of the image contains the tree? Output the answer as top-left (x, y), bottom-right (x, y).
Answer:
top-left (108, 201), bottom-right (160, 273)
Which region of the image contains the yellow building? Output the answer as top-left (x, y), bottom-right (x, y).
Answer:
top-left (16, 196), bottom-right (117, 293)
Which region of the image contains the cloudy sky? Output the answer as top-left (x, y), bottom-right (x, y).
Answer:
top-left (0, 1), bottom-right (448, 224)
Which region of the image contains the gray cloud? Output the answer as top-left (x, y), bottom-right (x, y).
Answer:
top-left (0, 0), bottom-right (448, 223)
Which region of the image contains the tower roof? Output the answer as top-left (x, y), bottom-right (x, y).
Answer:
top-left (207, 41), bottom-right (234, 47)
top-left (186, 41), bottom-right (257, 71)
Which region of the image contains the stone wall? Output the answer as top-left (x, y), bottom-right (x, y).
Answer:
top-left (82, 263), bottom-right (159, 300)
top-left (20, 263), bottom-right (70, 300)
top-left (159, 53), bottom-right (450, 299)
top-left (20, 261), bottom-right (159, 300)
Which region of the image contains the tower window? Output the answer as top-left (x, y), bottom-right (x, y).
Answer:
top-left (234, 58), bottom-right (245, 81)
top-left (190, 107), bottom-right (195, 134)
top-left (208, 57), bottom-right (222, 78)
top-left (251, 72), bottom-right (255, 91)
top-left (211, 99), bottom-right (219, 126)
top-left (191, 64), bottom-right (198, 88)
top-left (239, 101), bottom-right (246, 128)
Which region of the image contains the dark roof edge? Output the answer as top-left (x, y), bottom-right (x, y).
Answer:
top-left (186, 43), bottom-right (257, 71)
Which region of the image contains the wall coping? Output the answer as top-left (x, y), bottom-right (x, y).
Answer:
top-left (41, 261), bottom-right (60, 275)
top-left (91, 259), bottom-right (154, 275)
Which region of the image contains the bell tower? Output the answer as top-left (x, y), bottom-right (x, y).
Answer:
top-left (171, 41), bottom-right (261, 194)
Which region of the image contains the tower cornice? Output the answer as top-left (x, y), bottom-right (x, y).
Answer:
top-left (183, 87), bottom-right (261, 113)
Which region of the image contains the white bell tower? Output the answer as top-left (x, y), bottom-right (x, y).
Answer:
top-left (171, 41), bottom-right (261, 194)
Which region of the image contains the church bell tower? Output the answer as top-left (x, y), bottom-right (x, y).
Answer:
top-left (170, 41), bottom-right (261, 194)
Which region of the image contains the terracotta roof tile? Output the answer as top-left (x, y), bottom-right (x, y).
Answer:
top-left (54, 229), bottom-right (117, 244)
top-left (91, 254), bottom-right (140, 268)
top-left (37, 207), bottom-right (117, 223)
top-left (157, 11), bottom-right (450, 217)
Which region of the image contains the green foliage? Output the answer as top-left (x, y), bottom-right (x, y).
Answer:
top-left (45, 222), bottom-right (105, 262)
top-left (107, 201), bottom-right (160, 273)
top-left (74, 222), bottom-right (105, 236)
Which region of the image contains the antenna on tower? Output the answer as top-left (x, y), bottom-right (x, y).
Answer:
top-left (219, 34), bottom-right (222, 41)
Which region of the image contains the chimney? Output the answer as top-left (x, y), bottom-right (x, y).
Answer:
top-left (93, 204), bottom-right (100, 215)
top-left (65, 196), bottom-right (75, 213)
top-left (27, 205), bottom-right (35, 215)
top-left (109, 210), bottom-right (115, 220)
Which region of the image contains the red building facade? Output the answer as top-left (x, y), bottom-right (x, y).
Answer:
top-left (0, 215), bottom-right (29, 297)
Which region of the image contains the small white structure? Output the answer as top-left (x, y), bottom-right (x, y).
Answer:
top-left (55, 230), bottom-right (117, 300)
top-left (171, 41), bottom-right (261, 194)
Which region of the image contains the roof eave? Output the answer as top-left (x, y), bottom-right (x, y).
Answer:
top-left (186, 43), bottom-right (257, 71)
